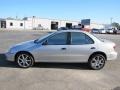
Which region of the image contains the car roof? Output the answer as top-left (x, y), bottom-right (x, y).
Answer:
top-left (56, 29), bottom-right (88, 34)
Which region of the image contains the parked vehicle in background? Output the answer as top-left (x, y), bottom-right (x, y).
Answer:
top-left (58, 27), bottom-right (68, 31)
top-left (113, 29), bottom-right (118, 34)
top-left (99, 29), bottom-right (106, 34)
top-left (91, 29), bottom-right (100, 34)
top-left (117, 29), bottom-right (120, 34)
top-left (106, 29), bottom-right (114, 34)
top-left (72, 25), bottom-right (91, 32)
top-left (82, 28), bottom-right (91, 33)
top-left (6, 30), bottom-right (117, 70)
top-left (33, 26), bottom-right (44, 30)
top-left (72, 25), bottom-right (81, 30)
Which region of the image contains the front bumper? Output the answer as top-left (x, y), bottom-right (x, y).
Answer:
top-left (107, 51), bottom-right (118, 60)
top-left (5, 52), bottom-right (15, 62)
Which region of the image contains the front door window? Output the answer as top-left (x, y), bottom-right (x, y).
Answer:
top-left (47, 32), bottom-right (67, 45)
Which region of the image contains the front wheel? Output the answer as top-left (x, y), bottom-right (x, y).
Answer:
top-left (16, 53), bottom-right (34, 68)
top-left (88, 54), bottom-right (106, 70)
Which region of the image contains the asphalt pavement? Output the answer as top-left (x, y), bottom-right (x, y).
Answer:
top-left (0, 30), bottom-right (120, 90)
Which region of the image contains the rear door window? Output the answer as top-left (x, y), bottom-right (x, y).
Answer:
top-left (71, 32), bottom-right (94, 45)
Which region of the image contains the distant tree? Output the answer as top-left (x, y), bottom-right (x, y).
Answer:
top-left (111, 22), bottom-right (120, 29)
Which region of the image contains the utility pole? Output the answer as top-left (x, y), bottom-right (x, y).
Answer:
top-left (24, 20), bottom-right (25, 30)
top-left (110, 17), bottom-right (113, 24)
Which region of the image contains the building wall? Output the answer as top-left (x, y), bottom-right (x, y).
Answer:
top-left (0, 18), bottom-right (105, 30)
top-left (6, 20), bottom-right (25, 30)
top-left (58, 20), bottom-right (78, 28)
top-left (26, 17), bottom-right (79, 30)
top-left (36, 18), bottom-right (51, 30)
top-left (90, 23), bottom-right (104, 29)
top-left (24, 20), bottom-right (33, 30)
top-left (28, 18), bottom-right (51, 29)
top-left (85, 23), bottom-right (105, 29)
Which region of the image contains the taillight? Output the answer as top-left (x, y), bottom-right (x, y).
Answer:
top-left (113, 45), bottom-right (116, 49)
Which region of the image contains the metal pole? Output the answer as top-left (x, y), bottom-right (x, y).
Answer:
top-left (32, 17), bottom-right (33, 29)
top-left (111, 17), bottom-right (113, 24)
top-left (24, 20), bottom-right (25, 30)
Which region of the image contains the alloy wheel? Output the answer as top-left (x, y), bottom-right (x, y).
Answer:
top-left (89, 54), bottom-right (106, 70)
top-left (17, 54), bottom-right (34, 68)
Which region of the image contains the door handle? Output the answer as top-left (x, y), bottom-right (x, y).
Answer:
top-left (61, 48), bottom-right (66, 50)
top-left (91, 47), bottom-right (96, 49)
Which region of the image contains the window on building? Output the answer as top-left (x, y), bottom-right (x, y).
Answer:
top-left (20, 23), bottom-right (23, 26)
top-left (10, 22), bottom-right (13, 26)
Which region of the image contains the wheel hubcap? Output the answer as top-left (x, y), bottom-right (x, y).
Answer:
top-left (17, 54), bottom-right (32, 67)
top-left (91, 55), bottom-right (105, 69)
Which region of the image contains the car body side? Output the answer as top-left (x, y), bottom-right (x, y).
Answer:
top-left (6, 30), bottom-right (117, 63)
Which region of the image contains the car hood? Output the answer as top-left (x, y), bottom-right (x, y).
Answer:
top-left (15, 40), bottom-right (35, 46)
top-left (9, 40), bottom-right (38, 53)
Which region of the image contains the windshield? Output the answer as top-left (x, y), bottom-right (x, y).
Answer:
top-left (34, 32), bottom-right (55, 43)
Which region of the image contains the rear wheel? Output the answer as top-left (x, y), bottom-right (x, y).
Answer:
top-left (88, 54), bottom-right (106, 70)
top-left (16, 53), bottom-right (34, 68)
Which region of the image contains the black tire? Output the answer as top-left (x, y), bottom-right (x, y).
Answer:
top-left (16, 53), bottom-right (34, 68)
top-left (88, 54), bottom-right (106, 70)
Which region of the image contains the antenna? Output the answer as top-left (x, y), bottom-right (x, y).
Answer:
top-left (16, 13), bottom-right (18, 19)
top-left (110, 17), bottom-right (113, 24)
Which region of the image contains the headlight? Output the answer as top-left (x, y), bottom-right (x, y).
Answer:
top-left (7, 48), bottom-right (13, 53)
top-left (7, 46), bottom-right (16, 54)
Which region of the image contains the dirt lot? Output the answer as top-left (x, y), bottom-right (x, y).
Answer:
top-left (0, 30), bottom-right (120, 90)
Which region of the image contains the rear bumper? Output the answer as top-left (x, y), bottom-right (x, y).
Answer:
top-left (107, 51), bottom-right (118, 60)
top-left (5, 52), bottom-right (15, 62)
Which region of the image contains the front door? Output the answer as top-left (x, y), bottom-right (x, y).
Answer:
top-left (35, 32), bottom-right (69, 62)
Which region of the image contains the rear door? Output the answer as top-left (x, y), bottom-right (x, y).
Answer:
top-left (67, 32), bottom-right (95, 62)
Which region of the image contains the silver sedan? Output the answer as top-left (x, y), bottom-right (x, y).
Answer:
top-left (6, 30), bottom-right (117, 70)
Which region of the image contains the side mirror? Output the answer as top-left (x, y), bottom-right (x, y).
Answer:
top-left (42, 40), bottom-right (48, 45)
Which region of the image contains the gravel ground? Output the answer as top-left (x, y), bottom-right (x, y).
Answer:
top-left (0, 30), bottom-right (120, 90)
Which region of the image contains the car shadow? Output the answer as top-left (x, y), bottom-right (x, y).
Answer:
top-left (0, 53), bottom-right (90, 70)
top-left (0, 53), bottom-right (18, 68)
top-left (34, 63), bottom-right (90, 70)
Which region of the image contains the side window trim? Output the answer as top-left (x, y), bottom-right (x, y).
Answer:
top-left (85, 34), bottom-right (95, 44)
top-left (67, 32), bottom-right (71, 45)
top-left (44, 32), bottom-right (68, 45)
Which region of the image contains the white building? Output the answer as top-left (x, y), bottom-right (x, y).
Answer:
top-left (85, 23), bottom-right (105, 29)
top-left (0, 18), bottom-right (25, 30)
top-left (0, 17), bottom-right (105, 30)
top-left (0, 17), bottom-right (79, 30)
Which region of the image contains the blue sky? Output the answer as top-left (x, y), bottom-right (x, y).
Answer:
top-left (0, 0), bottom-right (120, 24)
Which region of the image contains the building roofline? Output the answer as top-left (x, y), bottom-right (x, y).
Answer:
top-left (26, 16), bottom-right (80, 22)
